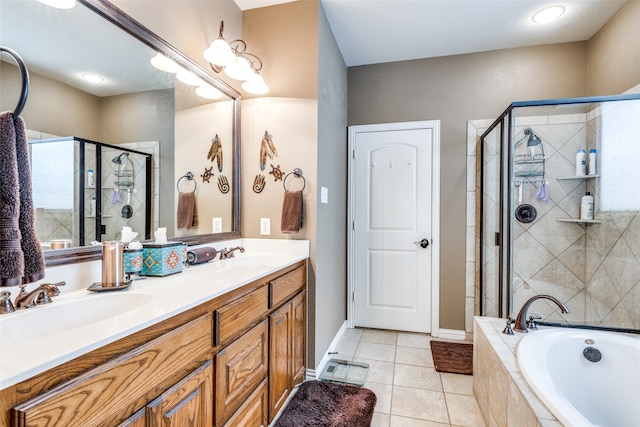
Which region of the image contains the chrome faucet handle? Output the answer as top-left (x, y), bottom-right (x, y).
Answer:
top-left (503, 316), bottom-right (514, 335)
top-left (527, 315), bottom-right (542, 330)
top-left (42, 281), bottom-right (65, 296)
top-left (0, 291), bottom-right (15, 314)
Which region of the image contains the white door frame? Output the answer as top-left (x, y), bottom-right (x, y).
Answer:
top-left (347, 120), bottom-right (441, 337)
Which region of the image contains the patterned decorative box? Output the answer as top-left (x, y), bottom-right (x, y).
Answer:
top-left (142, 242), bottom-right (185, 276)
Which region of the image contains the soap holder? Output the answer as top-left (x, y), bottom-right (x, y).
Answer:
top-left (87, 280), bottom-right (132, 292)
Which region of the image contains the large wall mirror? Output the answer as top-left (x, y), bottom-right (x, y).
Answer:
top-left (0, 0), bottom-right (241, 265)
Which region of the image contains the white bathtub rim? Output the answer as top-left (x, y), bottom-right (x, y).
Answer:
top-left (517, 328), bottom-right (640, 427)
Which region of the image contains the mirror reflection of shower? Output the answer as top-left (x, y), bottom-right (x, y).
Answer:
top-left (112, 152), bottom-right (135, 193)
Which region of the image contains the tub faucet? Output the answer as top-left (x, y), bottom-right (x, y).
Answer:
top-left (513, 294), bottom-right (570, 333)
top-left (219, 246), bottom-right (245, 259)
top-left (15, 281), bottom-right (66, 309)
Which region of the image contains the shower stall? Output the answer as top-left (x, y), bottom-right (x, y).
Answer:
top-left (478, 93), bottom-right (640, 331)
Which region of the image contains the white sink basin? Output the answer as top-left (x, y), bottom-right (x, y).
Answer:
top-left (0, 291), bottom-right (152, 345)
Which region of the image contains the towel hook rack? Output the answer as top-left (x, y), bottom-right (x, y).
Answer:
top-left (177, 171), bottom-right (197, 192)
top-left (283, 168), bottom-right (306, 191)
top-left (0, 46), bottom-right (30, 117)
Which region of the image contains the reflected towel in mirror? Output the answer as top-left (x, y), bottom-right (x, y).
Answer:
top-left (281, 190), bottom-right (303, 233)
top-left (176, 191), bottom-right (198, 230)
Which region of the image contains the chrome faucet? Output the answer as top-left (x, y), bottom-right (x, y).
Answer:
top-left (219, 246), bottom-right (245, 259)
top-left (14, 281), bottom-right (66, 310)
top-left (513, 294), bottom-right (570, 333)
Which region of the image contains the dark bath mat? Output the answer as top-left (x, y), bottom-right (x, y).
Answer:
top-left (274, 380), bottom-right (376, 427)
top-left (431, 341), bottom-right (474, 375)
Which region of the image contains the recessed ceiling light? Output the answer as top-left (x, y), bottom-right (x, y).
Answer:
top-left (81, 73), bottom-right (104, 84)
top-left (36, 0), bottom-right (76, 9)
top-left (532, 5), bottom-right (565, 24)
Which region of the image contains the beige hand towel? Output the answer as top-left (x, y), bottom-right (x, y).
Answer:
top-left (281, 190), bottom-right (303, 233)
top-left (177, 191), bottom-right (198, 230)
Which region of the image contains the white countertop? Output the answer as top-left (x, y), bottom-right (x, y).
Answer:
top-left (0, 238), bottom-right (309, 390)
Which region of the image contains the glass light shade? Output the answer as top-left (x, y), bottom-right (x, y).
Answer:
top-left (176, 69), bottom-right (205, 86)
top-left (203, 39), bottom-right (235, 66)
top-left (532, 5), bottom-right (565, 23)
top-left (81, 73), bottom-right (104, 83)
top-left (150, 53), bottom-right (181, 73)
top-left (196, 84), bottom-right (224, 99)
top-left (37, 0), bottom-right (76, 9)
top-left (224, 56), bottom-right (254, 81)
top-left (242, 73), bottom-right (269, 95)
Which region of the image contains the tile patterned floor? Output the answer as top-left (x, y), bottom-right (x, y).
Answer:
top-left (334, 328), bottom-right (486, 427)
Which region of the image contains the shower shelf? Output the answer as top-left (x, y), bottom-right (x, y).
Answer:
top-left (556, 218), bottom-right (601, 224)
top-left (556, 175), bottom-right (600, 180)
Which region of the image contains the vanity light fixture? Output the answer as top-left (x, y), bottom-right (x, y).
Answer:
top-left (150, 53), bottom-right (181, 73)
top-left (176, 69), bottom-right (206, 87)
top-left (196, 84), bottom-right (224, 100)
top-left (532, 5), bottom-right (565, 23)
top-left (36, 0), bottom-right (76, 9)
top-left (203, 21), bottom-right (269, 95)
top-left (81, 73), bottom-right (104, 83)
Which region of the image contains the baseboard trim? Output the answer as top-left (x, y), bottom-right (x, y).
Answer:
top-left (435, 328), bottom-right (467, 340)
top-left (312, 320), bottom-right (348, 379)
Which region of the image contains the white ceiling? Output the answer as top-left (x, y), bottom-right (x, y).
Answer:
top-left (235, 0), bottom-right (627, 67)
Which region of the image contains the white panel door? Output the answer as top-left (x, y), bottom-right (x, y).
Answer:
top-left (350, 122), bottom-right (438, 333)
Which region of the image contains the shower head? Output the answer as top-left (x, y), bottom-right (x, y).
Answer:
top-left (112, 152), bottom-right (129, 164)
top-left (523, 128), bottom-right (541, 147)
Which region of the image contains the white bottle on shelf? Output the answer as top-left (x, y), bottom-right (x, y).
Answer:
top-left (588, 149), bottom-right (597, 175)
top-left (87, 169), bottom-right (95, 187)
top-left (580, 192), bottom-right (594, 220)
top-left (576, 149), bottom-right (586, 176)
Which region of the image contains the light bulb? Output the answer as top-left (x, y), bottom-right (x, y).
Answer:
top-left (81, 73), bottom-right (104, 83)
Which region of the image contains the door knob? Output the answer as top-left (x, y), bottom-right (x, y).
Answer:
top-left (414, 238), bottom-right (430, 249)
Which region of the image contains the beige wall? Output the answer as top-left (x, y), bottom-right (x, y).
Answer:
top-left (349, 42), bottom-right (588, 329)
top-left (587, 1), bottom-right (640, 96)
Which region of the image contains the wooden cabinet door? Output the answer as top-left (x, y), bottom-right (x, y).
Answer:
top-left (222, 379), bottom-right (268, 427)
top-left (291, 291), bottom-right (306, 387)
top-left (268, 302), bottom-right (292, 421)
top-left (215, 320), bottom-right (268, 425)
top-left (117, 408), bottom-right (146, 427)
top-left (147, 360), bottom-right (213, 427)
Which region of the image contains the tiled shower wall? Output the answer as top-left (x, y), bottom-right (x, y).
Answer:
top-left (468, 104), bottom-right (640, 330)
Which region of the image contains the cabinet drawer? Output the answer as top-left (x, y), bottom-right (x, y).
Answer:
top-left (12, 314), bottom-right (212, 427)
top-left (269, 265), bottom-right (306, 308)
top-left (215, 285), bottom-right (268, 346)
top-left (223, 379), bottom-right (268, 427)
top-left (215, 320), bottom-right (268, 426)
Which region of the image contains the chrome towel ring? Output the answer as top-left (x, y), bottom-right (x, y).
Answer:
top-left (283, 168), bottom-right (306, 191)
top-left (177, 171), bottom-right (197, 192)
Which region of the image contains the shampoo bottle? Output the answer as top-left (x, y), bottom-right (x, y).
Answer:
top-left (580, 192), bottom-right (594, 220)
top-left (576, 149), bottom-right (586, 176)
top-left (588, 149), bottom-right (597, 175)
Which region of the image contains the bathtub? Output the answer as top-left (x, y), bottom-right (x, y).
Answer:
top-left (517, 328), bottom-right (640, 427)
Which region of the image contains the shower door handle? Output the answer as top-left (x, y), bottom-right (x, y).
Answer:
top-left (414, 238), bottom-right (430, 249)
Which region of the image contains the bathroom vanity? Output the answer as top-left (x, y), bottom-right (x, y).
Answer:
top-left (0, 240), bottom-right (308, 427)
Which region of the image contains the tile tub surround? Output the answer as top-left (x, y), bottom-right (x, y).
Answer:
top-left (473, 317), bottom-right (562, 427)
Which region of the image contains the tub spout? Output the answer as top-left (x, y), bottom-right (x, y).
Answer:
top-left (514, 294), bottom-right (570, 333)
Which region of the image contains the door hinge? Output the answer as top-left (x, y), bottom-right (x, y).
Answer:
top-left (352, 292), bottom-right (355, 302)
top-left (352, 149), bottom-right (356, 159)
top-left (495, 232), bottom-right (501, 246)
top-left (352, 220), bottom-right (356, 230)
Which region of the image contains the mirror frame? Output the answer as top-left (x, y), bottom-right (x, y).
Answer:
top-left (44, 0), bottom-right (241, 266)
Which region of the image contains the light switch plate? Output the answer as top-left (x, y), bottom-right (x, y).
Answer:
top-left (321, 186), bottom-right (329, 204)
top-left (260, 218), bottom-right (271, 235)
top-left (212, 217), bottom-right (222, 233)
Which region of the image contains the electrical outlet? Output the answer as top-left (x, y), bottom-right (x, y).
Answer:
top-left (260, 218), bottom-right (271, 235)
top-left (212, 217), bottom-right (222, 233)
